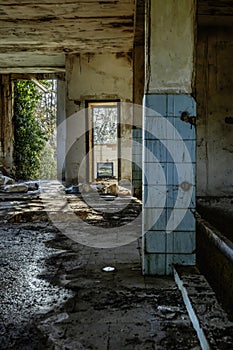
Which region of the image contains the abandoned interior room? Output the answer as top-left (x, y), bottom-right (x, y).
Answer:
top-left (0, 0), bottom-right (233, 349)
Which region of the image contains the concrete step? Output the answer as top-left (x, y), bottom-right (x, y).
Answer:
top-left (174, 265), bottom-right (233, 350)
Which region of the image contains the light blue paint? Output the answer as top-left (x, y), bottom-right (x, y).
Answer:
top-left (167, 254), bottom-right (196, 274)
top-left (144, 162), bottom-right (195, 187)
top-left (166, 185), bottom-right (196, 209)
top-left (132, 128), bottom-right (142, 140)
top-left (167, 94), bottom-right (196, 117)
top-left (143, 94), bottom-right (196, 275)
top-left (144, 139), bottom-right (195, 163)
top-left (143, 207), bottom-right (167, 231)
top-left (143, 253), bottom-right (166, 275)
top-left (168, 117), bottom-right (196, 140)
top-left (166, 231), bottom-right (195, 254)
top-left (144, 162), bottom-right (167, 186)
top-left (132, 127), bottom-right (142, 196)
top-left (167, 208), bottom-right (196, 231)
top-left (145, 231), bottom-right (166, 253)
top-left (144, 140), bottom-right (167, 162)
top-left (144, 94), bottom-right (196, 118)
top-left (144, 185), bottom-right (167, 208)
top-left (144, 94), bottom-right (167, 116)
top-left (145, 231), bottom-right (195, 255)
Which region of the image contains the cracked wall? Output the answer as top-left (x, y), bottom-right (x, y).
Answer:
top-left (65, 52), bottom-right (133, 184)
top-left (196, 27), bottom-right (233, 196)
top-left (146, 0), bottom-right (195, 94)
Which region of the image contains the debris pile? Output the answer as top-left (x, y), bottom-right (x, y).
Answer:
top-left (0, 172), bottom-right (15, 186)
top-left (0, 171), bottom-right (39, 194)
top-left (65, 180), bottom-right (131, 197)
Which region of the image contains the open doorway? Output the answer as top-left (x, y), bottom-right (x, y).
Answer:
top-left (87, 101), bottom-right (119, 182)
top-left (13, 78), bottom-right (57, 181)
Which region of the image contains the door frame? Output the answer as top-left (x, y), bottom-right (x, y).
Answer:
top-left (85, 100), bottom-right (121, 182)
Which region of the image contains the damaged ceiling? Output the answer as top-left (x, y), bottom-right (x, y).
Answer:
top-left (0, 0), bottom-right (138, 73)
top-left (198, 0), bottom-right (233, 26)
top-left (0, 1), bottom-right (232, 73)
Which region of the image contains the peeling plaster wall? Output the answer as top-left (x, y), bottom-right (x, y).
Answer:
top-left (0, 74), bottom-right (14, 172)
top-left (65, 53), bottom-right (133, 184)
top-left (146, 0), bottom-right (195, 94)
top-left (196, 27), bottom-right (233, 196)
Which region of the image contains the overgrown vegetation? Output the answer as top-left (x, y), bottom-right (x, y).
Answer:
top-left (13, 80), bottom-right (57, 180)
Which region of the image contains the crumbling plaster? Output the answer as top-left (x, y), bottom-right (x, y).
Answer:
top-left (65, 53), bottom-right (133, 184)
top-left (196, 27), bottom-right (233, 196)
top-left (146, 0), bottom-right (196, 94)
top-left (0, 0), bottom-right (135, 73)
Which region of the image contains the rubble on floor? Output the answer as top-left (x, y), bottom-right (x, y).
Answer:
top-left (65, 179), bottom-right (132, 197)
top-left (0, 182), bottom-right (232, 349)
top-left (0, 223), bottom-right (74, 350)
top-left (0, 222), bottom-right (201, 350)
top-left (0, 174), bottom-right (15, 186)
top-left (3, 183), bottom-right (29, 193)
top-left (0, 171), bottom-right (39, 194)
top-left (174, 265), bottom-right (233, 350)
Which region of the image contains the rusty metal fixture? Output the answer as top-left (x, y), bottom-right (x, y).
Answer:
top-left (180, 181), bottom-right (192, 191)
top-left (225, 116), bottom-right (233, 124)
top-left (181, 111), bottom-right (196, 126)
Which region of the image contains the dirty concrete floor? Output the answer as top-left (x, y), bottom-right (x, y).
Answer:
top-left (0, 185), bottom-right (201, 349)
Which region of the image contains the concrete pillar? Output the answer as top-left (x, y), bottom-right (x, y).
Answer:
top-left (57, 77), bottom-right (66, 182)
top-left (143, 0), bottom-right (196, 275)
top-left (0, 74), bottom-right (14, 172)
top-left (132, 44), bottom-right (144, 198)
top-left (65, 54), bottom-right (88, 184)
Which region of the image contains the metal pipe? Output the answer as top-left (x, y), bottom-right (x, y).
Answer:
top-left (197, 218), bottom-right (233, 264)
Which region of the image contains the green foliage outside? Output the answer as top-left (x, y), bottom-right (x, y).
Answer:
top-left (13, 80), bottom-right (57, 180)
top-left (39, 142), bottom-right (57, 179)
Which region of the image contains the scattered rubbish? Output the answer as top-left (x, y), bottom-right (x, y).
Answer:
top-left (104, 183), bottom-right (131, 196)
top-left (105, 183), bottom-right (119, 196)
top-left (157, 305), bottom-right (181, 313)
top-left (3, 184), bottom-right (28, 193)
top-left (80, 183), bottom-right (97, 193)
top-left (65, 185), bottom-right (80, 194)
top-left (0, 171), bottom-right (15, 185)
top-left (118, 185), bottom-right (131, 196)
top-left (40, 312), bottom-right (69, 325)
top-left (24, 181), bottom-right (39, 191)
top-left (94, 183), bottom-right (104, 191)
top-left (102, 266), bottom-right (115, 272)
top-left (156, 305), bottom-right (181, 320)
top-left (0, 172), bottom-right (40, 194)
top-left (111, 216), bottom-right (121, 220)
top-left (65, 181), bottom-right (131, 197)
